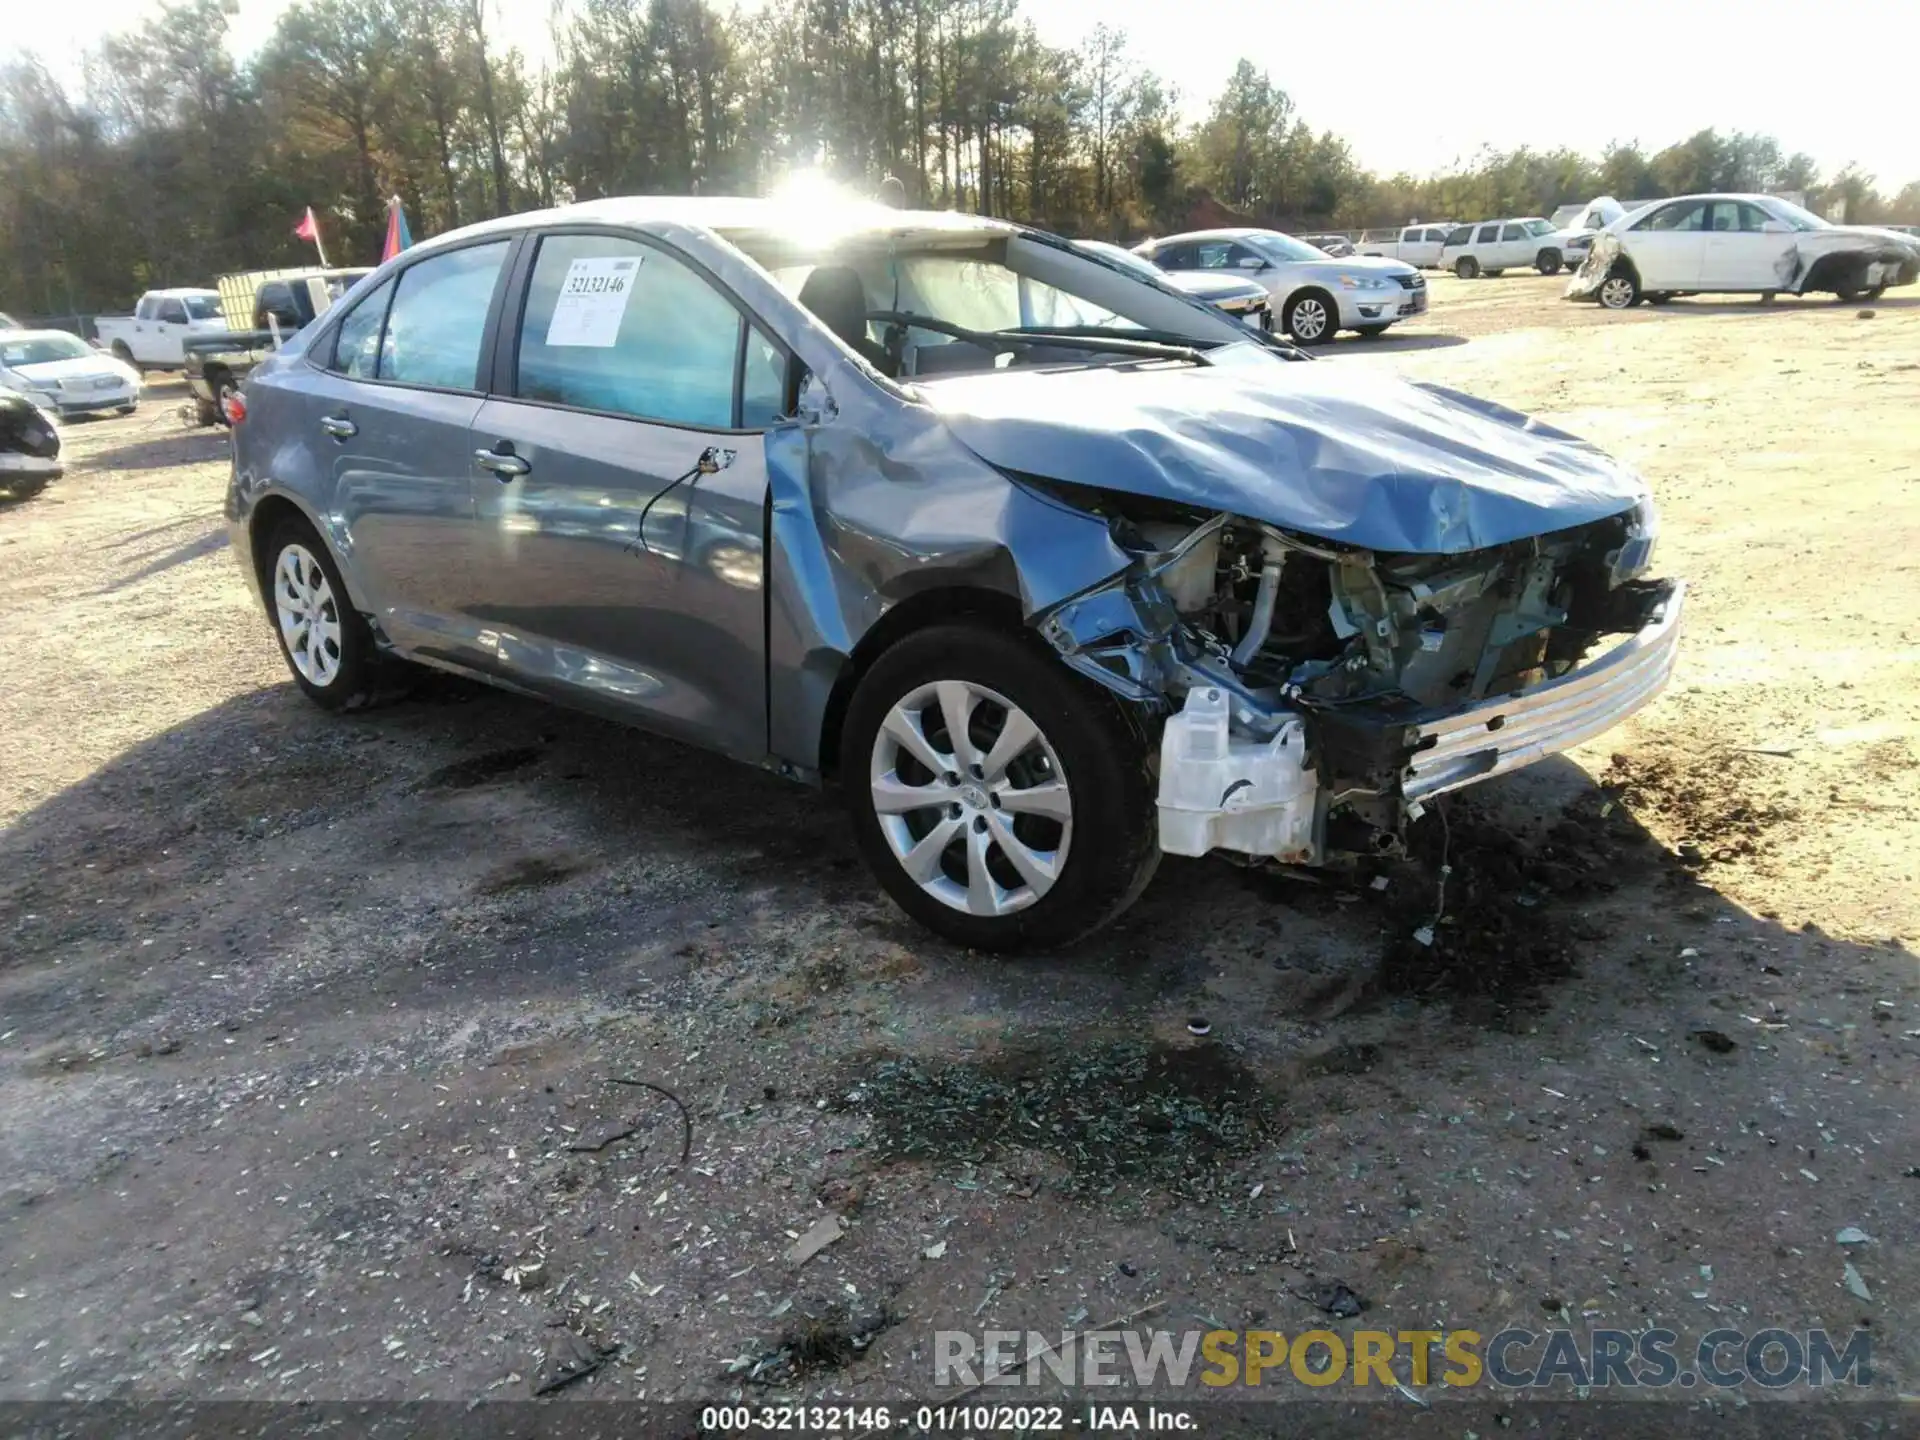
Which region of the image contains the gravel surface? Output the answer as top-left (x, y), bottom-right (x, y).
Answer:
top-left (2, 284), bottom-right (1916, 1415)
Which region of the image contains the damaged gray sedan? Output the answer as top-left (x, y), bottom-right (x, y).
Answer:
top-left (225, 197), bottom-right (1682, 949)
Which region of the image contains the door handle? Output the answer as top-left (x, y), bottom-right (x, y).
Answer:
top-left (474, 446), bottom-right (530, 480)
top-left (319, 414), bottom-right (356, 439)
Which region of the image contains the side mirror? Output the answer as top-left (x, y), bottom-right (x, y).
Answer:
top-left (1237, 255), bottom-right (1266, 270)
top-left (1759, 219), bottom-right (1791, 234)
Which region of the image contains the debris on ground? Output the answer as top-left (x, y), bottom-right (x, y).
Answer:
top-left (786, 1215), bottom-right (846, 1266)
top-left (1842, 1263), bottom-right (1873, 1302)
top-left (1642, 1122), bottom-right (1685, 1142)
top-left (858, 1040), bottom-right (1276, 1199)
top-left (1300, 1281), bottom-right (1367, 1318)
top-left (1836, 1227), bottom-right (1872, 1246)
top-left (533, 1329), bottom-right (607, 1394)
top-left (1690, 1028), bottom-right (1737, 1054)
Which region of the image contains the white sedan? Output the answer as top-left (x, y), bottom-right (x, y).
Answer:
top-left (0, 330), bottom-right (143, 417)
top-left (1135, 228), bottom-right (1425, 344)
top-left (1569, 193), bottom-right (1920, 309)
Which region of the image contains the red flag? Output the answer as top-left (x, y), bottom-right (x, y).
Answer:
top-left (293, 206), bottom-right (319, 242)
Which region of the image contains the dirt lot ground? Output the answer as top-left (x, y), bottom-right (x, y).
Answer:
top-left (2, 277), bottom-right (1917, 1428)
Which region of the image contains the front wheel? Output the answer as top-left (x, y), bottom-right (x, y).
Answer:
top-left (262, 518), bottom-right (396, 711)
top-left (1282, 290), bottom-right (1337, 345)
top-left (1535, 249), bottom-right (1562, 275)
top-left (1454, 256), bottom-right (1480, 279)
top-left (1597, 271), bottom-right (1640, 309)
top-left (842, 625), bottom-right (1160, 951)
top-left (1834, 285), bottom-right (1885, 303)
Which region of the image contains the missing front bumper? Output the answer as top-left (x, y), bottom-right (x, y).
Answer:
top-left (1403, 578), bottom-right (1684, 801)
top-left (1151, 578), bottom-right (1684, 862)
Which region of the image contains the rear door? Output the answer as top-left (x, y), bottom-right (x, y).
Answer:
top-left (1497, 222), bottom-right (1529, 268)
top-left (464, 227), bottom-right (784, 761)
top-left (301, 236), bottom-right (516, 665)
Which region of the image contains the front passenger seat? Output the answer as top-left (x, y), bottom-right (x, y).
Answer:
top-left (797, 266), bottom-right (893, 374)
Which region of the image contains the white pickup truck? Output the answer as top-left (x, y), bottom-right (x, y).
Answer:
top-left (93, 289), bottom-right (228, 370)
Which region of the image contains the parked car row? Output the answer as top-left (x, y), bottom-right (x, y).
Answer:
top-left (1131, 229), bottom-right (1426, 343)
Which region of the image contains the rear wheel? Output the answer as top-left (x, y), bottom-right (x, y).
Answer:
top-left (1282, 289), bottom-right (1338, 345)
top-left (1454, 256), bottom-right (1480, 279)
top-left (1834, 284), bottom-right (1885, 303)
top-left (261, 517), bottom-right (397, 711)
top-left (842, 624), bottom-right (1159, 951)
top-left (1535, 249), bottom-right (1562, 275)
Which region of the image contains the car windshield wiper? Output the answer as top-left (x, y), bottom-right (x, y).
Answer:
top-left (992, 326), bottom-right (1213, 366)
top-left (869, 310), bottom-right (1211, 367)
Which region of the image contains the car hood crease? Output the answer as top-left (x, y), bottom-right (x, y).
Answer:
top-left (920, 361), bottom-right (1647, 554)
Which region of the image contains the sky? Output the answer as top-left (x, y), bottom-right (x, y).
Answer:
top-left (10, 0), bottom-right (1917, 190)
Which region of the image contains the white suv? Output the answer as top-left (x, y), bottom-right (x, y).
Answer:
top-left (1440, 219), bottom-right (1565, 278)
top-left (1136, 229), bottom-right (1425, 344)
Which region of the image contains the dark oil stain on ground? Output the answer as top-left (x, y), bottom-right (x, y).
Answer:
top-left (472, 854), bottom-right (587, 896)
top-left (418, 746), bottom-right (542, 791)
top-left (855, 1038), bottom-right (1279, 1198)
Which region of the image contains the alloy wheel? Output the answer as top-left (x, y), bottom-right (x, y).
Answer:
top-left (1289, 297), bottom-right (1330, 341)
top-left (1598, 276), bottom-right (1637, 310)
top-left (273, 543), bottom-right (343, 686)
top-left (868, 679), bottom-right (1072, 917)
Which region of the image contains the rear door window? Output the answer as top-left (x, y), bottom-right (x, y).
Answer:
top-left (157, 299), bottom-right (188, 324)
top-left (1476, 224), bottom-right (1501, 244)
top-left (514, 233), bottom-right (746, 429)
top-left (379, 241), bottom-right (511, 390)
top-left (1500, 223), bottom-right (1525, 242)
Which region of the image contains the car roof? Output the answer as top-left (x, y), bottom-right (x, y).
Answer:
top-left (1143, 228), bottom-right (1267, 245)
top-left (147, 287), bottom-right (219, 297)
top-left (0, 328), bottom-right (89, 343)
top-left (421, 195), bottom-right (1023, 253)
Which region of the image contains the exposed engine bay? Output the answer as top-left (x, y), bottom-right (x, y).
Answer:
top-left (1032, 482), bottom-right (1678, 866)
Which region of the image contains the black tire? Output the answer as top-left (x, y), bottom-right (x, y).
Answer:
top-left (259, 515), bottom-right (399, 711)
top-left (1282, 289), bottom-right (1338, 345)
top-left (1454, 256), bottom-right (1479, 279)
top-left (109, 341), bottom-right (136, 368)
top-left (1596, 268), bottom-right (1640, 310)
top-left (115, 404), bottom-right (137, 416)
top-left (194, 395), bottom-right (221, 426)
top-left (1535, 249), bottom-right (1562, 275)
top-left (1834, 285), bottom-right (1885, 303)
top-left (210, 371), bottom-right (242, 426)
top-left (841, 623), bottom-right (1160, 951)
top-left (1354, 324), bottom-right (1390, 338)
top-left (1645, 293), bottom-right (1673, 306)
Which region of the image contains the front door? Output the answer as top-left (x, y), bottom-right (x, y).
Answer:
top-left (466, 228), bottom-right (788, 763)
top-left (1699, 200), bottom-right (1788, 290)
top-left (310, 237), bottom-right (515, 665)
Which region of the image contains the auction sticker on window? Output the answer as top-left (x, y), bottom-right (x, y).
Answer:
top-left (544, 256), bottom-right (642, 347)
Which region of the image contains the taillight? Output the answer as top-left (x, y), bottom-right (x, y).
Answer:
top-left (222, 391), bottom-right (247, 425)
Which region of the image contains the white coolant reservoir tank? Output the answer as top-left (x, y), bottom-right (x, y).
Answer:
top-left (1157, 687), bottom-right (1319, 863)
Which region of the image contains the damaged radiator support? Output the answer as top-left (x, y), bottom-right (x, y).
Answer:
top-left (1036, 508), bottom-right (1683, 868)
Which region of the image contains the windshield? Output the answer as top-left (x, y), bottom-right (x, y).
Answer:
top-left (1762, 198), bottom-right (1829, 232)
top-left (1, 334), bottom-right (93, 366)
top-left (1244, 231), bottom-right (1327, 262)
top-left (183, 295), bottom-right (222, 320)
top-left (1523, 219), bottom-right (1556, 237)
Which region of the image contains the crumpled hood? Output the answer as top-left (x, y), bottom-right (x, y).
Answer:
top-left (920, 355), bottom-right (1646, 554)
